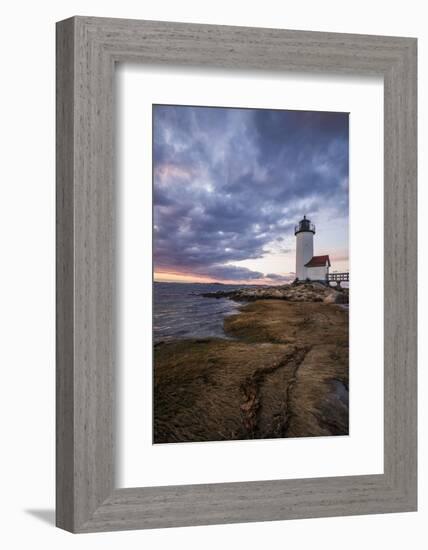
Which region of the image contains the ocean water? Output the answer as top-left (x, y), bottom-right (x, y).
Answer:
top-left (153, 282), bottom-right (246, 343)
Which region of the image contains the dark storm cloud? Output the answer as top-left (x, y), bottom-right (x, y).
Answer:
top-left (153, 105), bottom-right (349, 281)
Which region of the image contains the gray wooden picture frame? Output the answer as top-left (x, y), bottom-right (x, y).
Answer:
top-left (56, 16), bottom-right (417, 533)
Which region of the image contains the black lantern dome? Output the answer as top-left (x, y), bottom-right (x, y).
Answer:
top-left (294, 215), bottom-right (316, 235)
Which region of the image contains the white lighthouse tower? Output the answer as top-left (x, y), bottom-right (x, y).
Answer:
top-left (295, 216), bottom-right (315, 280)
top-left (295, 216), bottom-right (331, 281)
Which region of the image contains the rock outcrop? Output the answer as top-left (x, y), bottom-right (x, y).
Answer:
top-left (201, 281), bottom-right (349, 305)
top-left (154, 299), bottom-right (349, 443)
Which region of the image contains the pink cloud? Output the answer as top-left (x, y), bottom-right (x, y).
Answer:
top-left (155, 163), bottom-right (195, 182)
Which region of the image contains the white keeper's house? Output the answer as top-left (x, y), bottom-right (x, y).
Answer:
top-left (295, 216), bottom-right (331, 282)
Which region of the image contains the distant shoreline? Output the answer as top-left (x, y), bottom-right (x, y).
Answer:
top-left (154, 280), bottom-right (274, 287)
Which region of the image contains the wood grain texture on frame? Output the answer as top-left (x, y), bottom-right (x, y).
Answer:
top-left (56, 16), bottom-right (417, 532)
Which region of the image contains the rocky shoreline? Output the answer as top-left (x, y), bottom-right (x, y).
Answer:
top-left (154, 283), bottom-right (349, 444)
top-left (201, 280), bottom-right (349, 305)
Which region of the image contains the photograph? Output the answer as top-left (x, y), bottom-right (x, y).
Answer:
top-left (153, 104), bottom-right (350, 444)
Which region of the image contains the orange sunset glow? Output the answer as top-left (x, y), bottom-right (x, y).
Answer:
top-left (154, 271), bottom-right (293, 286)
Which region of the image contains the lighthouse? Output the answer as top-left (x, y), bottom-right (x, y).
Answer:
top-left (295, 216), bottom-right (315, 280)
top-left (295, 216), bottom-right (331, 281)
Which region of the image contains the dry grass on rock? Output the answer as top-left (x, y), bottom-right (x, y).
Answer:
top-left (154, 299), bottom-right (348, 444)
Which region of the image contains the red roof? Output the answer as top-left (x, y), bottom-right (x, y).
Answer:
top-left (305, 255), bottom-right (331, 268)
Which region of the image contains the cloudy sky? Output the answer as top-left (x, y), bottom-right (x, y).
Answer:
top-left (153, 104), bottom-right (349, 285)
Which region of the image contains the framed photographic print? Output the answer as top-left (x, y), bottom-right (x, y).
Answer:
top-left (56, 17), bottom-right (417, 532)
